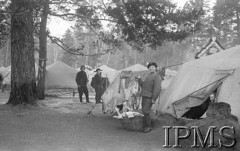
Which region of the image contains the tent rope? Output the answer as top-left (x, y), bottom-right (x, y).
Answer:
top-left (3, 72), bottom-right (10, 79)
top-left (163, 63), bottom-right (183, 68)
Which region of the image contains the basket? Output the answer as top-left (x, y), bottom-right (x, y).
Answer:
top-left (120, 116), bottom-right (143, 131)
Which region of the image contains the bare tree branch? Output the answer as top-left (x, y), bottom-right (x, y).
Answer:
top-left (80, 18), bottom-right (100, 36)
top-left (0, 33), bottom-right (9, 36)
top-left (47, 34), bottom-right (113, 56)
top-left (49, 12), bottom-right (116, 23)
top-left (49, 1), bottom-right (92, 7)
top-left (101, 0), bottom-right (108, 11)
top-left (0, 22), bottom-right (10, 26)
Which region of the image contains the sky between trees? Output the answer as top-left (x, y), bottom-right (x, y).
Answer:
top-left (48, 0), bottom-right (216, 37)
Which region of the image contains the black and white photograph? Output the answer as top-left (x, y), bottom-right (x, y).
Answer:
top-left (0, 0), bottom-right (239, 150)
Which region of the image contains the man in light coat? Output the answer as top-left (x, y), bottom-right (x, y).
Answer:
top-left (137, 62), bottom-right (162, 133)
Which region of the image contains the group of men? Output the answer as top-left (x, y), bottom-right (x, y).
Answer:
top-left (76, 63), bottom-right (163, 133)
top-left (75, 65), bottom-right (104, 104)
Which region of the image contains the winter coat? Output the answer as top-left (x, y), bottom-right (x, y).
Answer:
top-left (138, 72), bottom-right (162, 102)
top-left (76, 71), bottom-right (88, 86)
top-left (93, 73), bottom-right (102, 85)
top-left (0, 74), bottom-right (3, 83)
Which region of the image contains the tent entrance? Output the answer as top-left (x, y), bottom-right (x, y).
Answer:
top-left (173, 73), bottom-right (231, 118)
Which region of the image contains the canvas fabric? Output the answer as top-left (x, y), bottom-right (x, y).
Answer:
top-left (45, 61), bottom-right (78, 89)
top-left (159, 45), bottom-right (240, 119)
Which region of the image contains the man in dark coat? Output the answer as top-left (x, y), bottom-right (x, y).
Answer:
top-left (93, 68), bottom-right (103, 104)
top-left (137, 62), bottom-right (162, 133)
top-left (102, 77), bottom-right (110, 93)
top-left (76, 65), bottom-right (89, 103)
top-left (0, 73), bottom-right (3, 84)
top-left (0, 73), bottom-right (3, 91)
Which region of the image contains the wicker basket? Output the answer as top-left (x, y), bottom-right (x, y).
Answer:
top-left (120, 116), bottom-right (143, 131)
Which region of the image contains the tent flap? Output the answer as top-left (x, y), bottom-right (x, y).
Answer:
top-left (159, 51), bottom-right (237, 118)
top-left (173, 76), bottom-right (226, 118)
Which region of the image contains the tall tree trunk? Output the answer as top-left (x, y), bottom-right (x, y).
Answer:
top-left (122, 52), bottom-right (127, 68)
top-left (5, 39), bottom-right (9, 66)
top-left (3, 39), bottom-right (10, 67)
top-left (7, 0), bottom-right (37, 105)
top-left (134, 49), bottom-right (137, 64)
top-left (144, 47), bottom-right (147, 66)
top-left (37, 0), bottom-right (49, 100)
top-left (235, 9), bottom-right (240, 44)
top-left (85, 46), bottom-right (89, 65)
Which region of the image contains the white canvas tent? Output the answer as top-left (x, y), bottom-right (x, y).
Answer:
top-left (0, 64), bottom-right (38, 85)
top-left (120, 64), bottom-right (148, 72)
top-left (102, 66), bottom-right (177, 113)
top-left (165, 68), bottom-right (177, 77)
top-left (88, 65), bottom-right (118, 84)
top-left (0, 66), bottom-right (6, 71)
top-left (76, 68), bottom-right (90, 75)
top-left (120, 64), bottom-right (175, 90)
top-left (0, 66), bottom-right (10, 84)
top-left (45, 61), bottom-right (78, 89)
top-left (159, 45), bottom-right (240, 119)
top-left (102, 70), bottom-right (150, 113)
top-left (76, 65), bottom-right (92, 71)
top-left (98, 65), bottom-right (118, 82)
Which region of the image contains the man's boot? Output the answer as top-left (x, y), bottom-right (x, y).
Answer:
top-left (86, 96), bottom-right (90, 103)
top-left (142, 114), bottom-right (152, 133)
top-left (79, 96), bottom-right (83, 103)
top-left (140, 116), bottom-right (147, 132)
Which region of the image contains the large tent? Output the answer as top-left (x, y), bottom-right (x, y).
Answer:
top-left (0, 66), bottom-right (10, 84)
top-left (120, 64), bottom-right (148, 72)
top-left (76, 68), bottom-right (91, 75)
top-left (45, 61), bottom-right (78, 89)
top-left (88, 65), bottom-right (118, 84)
top-left (0, 66), bottom-right (6, 71)
top-left (0, 65), bottom-right (38, 85)
top-left (102, 65), bottom-right (177, 113)
top-left (159, 45), bottom-right (240, 119)
top-left (119, 64), bottom-right (176, 90)
top-left (165, 68), bottom-right (177, 77)
top-left (97, 65), bottom-right (118, 82)
top-left (102, 70), bottom-right (149, 113)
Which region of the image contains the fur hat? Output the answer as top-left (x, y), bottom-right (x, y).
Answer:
top-left (147, 62), bottom-right (158, 69)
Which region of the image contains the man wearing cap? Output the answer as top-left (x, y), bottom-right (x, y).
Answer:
top-left (137, 62), bottom-right (162, 133)
top-left (76, 65), bottom-right (90, 103)
top-left (0, 73), bottom-right (3, 92)
top-left (93, 68), bottom-right (103, 104)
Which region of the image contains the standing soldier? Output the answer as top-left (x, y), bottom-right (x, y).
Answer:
top-left (92, 68), bottom-right (103, 104)
top-left (0, 73), bottom-right (3, 91)
top-left (137, 62), bottom-right (162, 133)
top-left (76, 65), bottom-right (90, 103)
